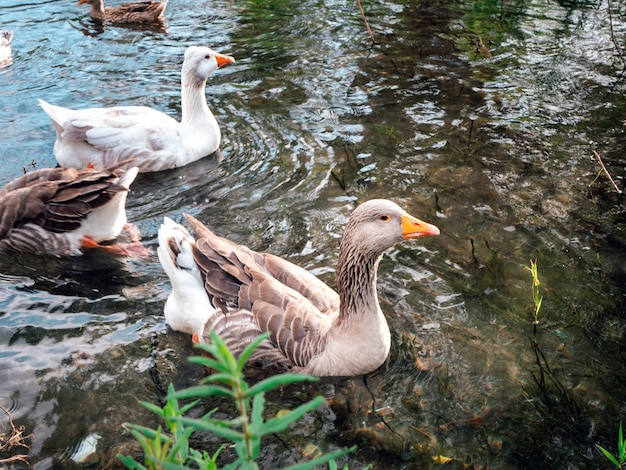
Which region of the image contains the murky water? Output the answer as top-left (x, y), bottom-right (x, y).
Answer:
top-left (1, 0), bottom-right (625, 468)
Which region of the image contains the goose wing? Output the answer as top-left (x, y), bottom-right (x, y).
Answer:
top-left (186, 214), bottom-right (339, 368)
top-left (0, 163), bottom-right (132, 239)
top-left (40, 100), bottom-right (181, 154)
top-left (112, 0), bottom-right (166, 15)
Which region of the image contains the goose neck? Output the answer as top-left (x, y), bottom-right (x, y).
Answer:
top-left (336, 246), bottom-right (382, 321)
top-left (180, 76), bottom-right (211, 126)
top-left (92, 3), bottom-right (106, 20)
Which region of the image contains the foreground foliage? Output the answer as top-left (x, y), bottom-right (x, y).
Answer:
top-left (119, 331), bottom-right (351, 469)
top-left (596, 421), bottom-right (626, 469)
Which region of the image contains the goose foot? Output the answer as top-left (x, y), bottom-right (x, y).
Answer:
top-left (81, 236), bottom-right (150, 257)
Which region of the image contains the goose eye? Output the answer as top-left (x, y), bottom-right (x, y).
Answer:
top-left (380, 214), bottom-right (390, 221)
top-left (205, 54), bottom-right (212, 59)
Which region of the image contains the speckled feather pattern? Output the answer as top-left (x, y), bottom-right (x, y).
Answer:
top-left (80, 0), bottom-right (167, 23)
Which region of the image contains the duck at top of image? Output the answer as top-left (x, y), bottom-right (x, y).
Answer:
top-left (77, 0), bottom-right (168, 24)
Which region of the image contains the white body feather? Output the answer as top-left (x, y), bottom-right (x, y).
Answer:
top-left (157, 217), bottom-right (215, 338)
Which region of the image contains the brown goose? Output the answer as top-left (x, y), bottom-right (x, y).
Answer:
top-left (158, 199), bottom-right (440, 377)
top-left (77, 0), bottom-right (167, 24)
top-left (0, 162), bottom-right (146, 256)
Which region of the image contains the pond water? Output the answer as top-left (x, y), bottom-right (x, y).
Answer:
top-left (1, 0), bottom-right (625, 468)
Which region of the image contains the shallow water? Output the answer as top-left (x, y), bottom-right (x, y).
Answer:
top-left (1, 0), bottom-right (625, 468)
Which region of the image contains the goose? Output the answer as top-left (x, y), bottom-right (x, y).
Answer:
top-left (0, 161), bottom-right (147, 256)
top-left (157, 199), bottom-right (440, 377)
top-left (77, 0), bottom-right (167, 24)
top-left (0, 30), bottom-right (12, 65)
top-left (38, 46), bottom-right (235, 173)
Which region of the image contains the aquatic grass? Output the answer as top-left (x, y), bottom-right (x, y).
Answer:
top-left (596, 421), bottom-right (626, 469)
top-left (524, 260), bottom-right (569, 403)
top-left (119, 331), bottom-right (353, 469)
top-left (525, 259), bottom-right (542, 326)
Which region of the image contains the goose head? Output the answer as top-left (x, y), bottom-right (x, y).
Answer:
top-left (339, 199), bottom-right (440, 258)
top-left (335, 199), bottom-right (439, 319)
top-left (182, 46), bottom-right (235, 89)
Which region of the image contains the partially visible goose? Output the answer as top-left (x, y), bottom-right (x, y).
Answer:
top-left (77, 0), bottom-right (167, 24)
top-left (0, 30), bottom-right (13, 66)
top-left (158, 217), bottom-right (214, 344)
top-left (0, 162), bottom-right (147, 256)
top-left (38, 46), bottom-right (235, 173)
top-left (158, 199), bottom-right (440, 377)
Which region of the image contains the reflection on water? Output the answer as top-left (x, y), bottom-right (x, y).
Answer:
top-left (1, 0), bottom-right (625, 468)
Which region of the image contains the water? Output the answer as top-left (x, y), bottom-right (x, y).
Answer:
top-left (1, 0), bottom-right (625, 468)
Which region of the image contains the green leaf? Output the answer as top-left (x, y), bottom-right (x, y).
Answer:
top-left (123, 423), bottom-right (170, 442)
top-left (208, 330), bottom-right (239, 371)
top-left (221, 460), bottom-right (245, 470)
top-left (116, 454), bottom-right (147, 469)
top-left (170, 384), bottom-right (233, 400)
top-left (203, 372), bottom-right (238, 387)
top-left (188, 355), bottom-right (231, 374)
top-left (146, 459), bottom-right (190, 470)
top-left (178, 399), bottom-right (201, 415)
top-left (247, 373), bottom-right (318, 397)
top-left (176, 417), bottom-right (245, 441)
top-left (248, 434), bottom-right (261, 461)
top-left (236, 333), bottom-right (270, 371)
top-left (140, 401), bottom-right (166, 416)
top-left (165, 429), bottom-right (193, 463)
top-left (261, 396), bottom-right (324, 435)
top-left (250, 392), bottom-right (266, 432)
top-left (236, 461), bottom-right (260, 470)
top-left (596, 444), bottom-right (620, 467)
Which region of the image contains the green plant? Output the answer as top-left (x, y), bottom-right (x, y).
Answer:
top-left (526, 259), bottom-right (542, 325)
top-left (118, 382), bottom-right (222, 470)
top-left (596, 421), bottom-right (626, 469)
top-left (119, 331), bottom-right (352, 469)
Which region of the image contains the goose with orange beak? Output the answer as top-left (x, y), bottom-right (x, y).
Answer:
top-left (39, 46), bottom-right (235, 173)
top-left (158, 199), bottom-right (439, 377)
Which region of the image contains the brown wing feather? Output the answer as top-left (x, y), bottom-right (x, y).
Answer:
top-left (185, 214), bottom-right (339, 368)
top-left (106, 0), bottom-right (166, 22)
top-left (0, 164), bottom-right (131, 239)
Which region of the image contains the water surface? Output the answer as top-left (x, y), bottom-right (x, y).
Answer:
top-left (1, 0), bottom-right (625, 468)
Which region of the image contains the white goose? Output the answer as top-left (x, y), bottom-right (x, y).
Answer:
top-left (157, 199), bottom-right (440, 377)
top-left (0, 30), bottom-right (13, 66)
top-left (0, 162), bottom-right (146, 256)
top-left (38, 46), bottom-right (235, 173)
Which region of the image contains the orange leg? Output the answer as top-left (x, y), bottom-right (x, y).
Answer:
top-left (123, 223), bottom-right (143, 243)
top-left (81, 236), bottom-right (150, 257)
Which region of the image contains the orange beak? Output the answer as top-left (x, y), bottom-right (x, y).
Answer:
top-left (215, 53), bottom-right (235, 69)
top-left (401, 213), bottom-right (440, 239)
top-left (76, 0), bottom-right (87, 4)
